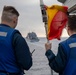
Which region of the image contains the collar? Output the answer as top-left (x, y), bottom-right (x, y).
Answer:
top-left (70, 34), bottom-right (76, 38)
top-left (0, 24), bottom-right (10, 27)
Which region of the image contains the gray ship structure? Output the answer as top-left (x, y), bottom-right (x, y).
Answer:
top-left (26, 32), bottom-right (39, 42)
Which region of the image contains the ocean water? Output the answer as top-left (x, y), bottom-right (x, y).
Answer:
top-left (25, 37), bottom-right (68, 75)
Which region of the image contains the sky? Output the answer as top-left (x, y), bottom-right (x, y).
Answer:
top-left (0, 0), bottom-right (69, 37)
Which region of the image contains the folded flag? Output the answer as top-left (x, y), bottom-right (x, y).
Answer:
top-left (46, 5), bottom-right (68, 40)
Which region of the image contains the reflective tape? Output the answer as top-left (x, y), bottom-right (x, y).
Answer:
top-left (0, 32), bottom-right (7, 37)
top-left (69, 43), bottom-right (76, 48)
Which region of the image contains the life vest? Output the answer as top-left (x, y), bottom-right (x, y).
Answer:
top-left (60, 34), bottom-right (76, 75)
top-left (0, 24), bottom-right (22, 73)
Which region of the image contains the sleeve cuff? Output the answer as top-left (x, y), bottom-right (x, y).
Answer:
top-left (45, 49), bottom-right (55, 62)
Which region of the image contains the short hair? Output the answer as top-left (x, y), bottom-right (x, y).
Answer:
top-left (68, 15), bottom-right (76, 32)
top-left (1, 6), bottom-right (19, 22)
top-left (2, 6), bottom-right (19, 16)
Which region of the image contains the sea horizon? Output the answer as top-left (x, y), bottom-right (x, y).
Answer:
top-left (24, 37), bottom-right (68, 75)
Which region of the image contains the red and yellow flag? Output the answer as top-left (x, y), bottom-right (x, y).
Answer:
top-left (46, 5), bottom-right (68, 40)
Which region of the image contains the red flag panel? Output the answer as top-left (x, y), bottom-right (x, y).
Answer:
top-left (48, 11), bottom-right (68, 40)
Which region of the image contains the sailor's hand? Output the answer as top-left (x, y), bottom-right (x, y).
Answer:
top-left (45, 43), bottom-right (52, 51)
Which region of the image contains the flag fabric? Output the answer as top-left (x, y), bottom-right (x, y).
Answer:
top-left (46, 5), bottom-right (68, 40)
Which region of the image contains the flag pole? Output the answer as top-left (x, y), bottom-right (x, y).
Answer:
top-left (44, 22), bottom-right (49, 42)
top-left (40, 0), bottom-right (48, 41)
top-left (40, 0), bottom-right (53, 75)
